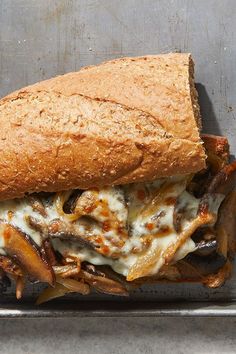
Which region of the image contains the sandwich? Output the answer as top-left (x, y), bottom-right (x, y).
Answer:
top-left (0, 53), bottom-right (235, 303)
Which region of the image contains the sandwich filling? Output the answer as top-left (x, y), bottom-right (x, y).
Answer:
top-left (0, 174), bottom-right (224, 281)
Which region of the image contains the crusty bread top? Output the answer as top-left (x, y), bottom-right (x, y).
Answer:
top-left (0, 53), bottom-right (206, 200)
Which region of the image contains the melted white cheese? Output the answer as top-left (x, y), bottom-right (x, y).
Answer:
top-left (0, 199), bottom-right (45, 245)
top-left (0, 176), bottom-right (226, 279)
top-left (98, 187), bottom-right (128, 223)
top-left (52, 179), bottom-right (190, 276)
top-left (51, 238), bottom-right (138, 276)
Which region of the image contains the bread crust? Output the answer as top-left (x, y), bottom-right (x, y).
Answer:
top-left (0, 53), bottom-right (206, 200)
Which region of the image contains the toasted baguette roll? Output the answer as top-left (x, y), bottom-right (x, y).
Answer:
top-left (0, 53), bottom-right (205, 200)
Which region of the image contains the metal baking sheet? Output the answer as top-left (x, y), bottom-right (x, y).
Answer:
top-left (0, 0), bottom-right (236, 317)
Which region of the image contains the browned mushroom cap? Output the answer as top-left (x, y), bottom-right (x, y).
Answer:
top-left (180, 190), bottom-right (236, 282)
top-left (0, 222), bottom-right (54, 285)
top-left (188, 138), bottom-right (231, 197)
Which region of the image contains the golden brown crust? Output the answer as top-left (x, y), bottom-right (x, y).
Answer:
top-left (0, 53), bottom-right (206, 200)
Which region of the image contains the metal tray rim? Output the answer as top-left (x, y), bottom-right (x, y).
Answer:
top-left (1, 300), bottom-right (236, 318)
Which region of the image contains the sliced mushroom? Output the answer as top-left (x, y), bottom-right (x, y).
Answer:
top-left (48, 217), bottom-right (124, 258)
top-left (184, 251), bottom-right (226, 276)
top-left (48, 218), bottom-right (100, 250)
top-left (173, 204), bottom-right (182, 233)
top-left (186, 188), bottom-right (235, 285)
top-left (176, 260), bottom-right (203, 280)
top-left (80, 269), bottom-right (129, 296)
top-left (56, 276), bottom-right (90, 294)
top-left (207, 161), bottom-right (236, 195)
top-left (201, 134), bottom-right (230, 168)
top-left (42, 239), bottom-right (57, 266)
top-left (73, 190), bottom-right (98, 216)
top-left (89, 264), bottom-right (135, 291)
top-left (54, 190), bottom-right (83, 221)
top-left (61, 190), bottom-right (82, 214)
top-left (203, 260), bottom-right (232, 288)
top-left (145, 264), bottom-right (182, 282)
top-left (0, 222), bottom-right (54, 285)
top-left (215, 189), bottom-right (236, 259)
top-left (197, 192), bottom-right (224, 228)
top-left (188, 137), bottom-right (231, 197)
top-left (82, 263), bottom-right (104, 276)
top-left (26, 215), bottom-right (47, 235)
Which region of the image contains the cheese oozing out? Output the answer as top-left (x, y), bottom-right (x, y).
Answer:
top-left (0, 175), bottom-right (225, 279)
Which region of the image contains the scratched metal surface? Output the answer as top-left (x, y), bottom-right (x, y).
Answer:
top-left (0, 0), bottom-right (236, 314)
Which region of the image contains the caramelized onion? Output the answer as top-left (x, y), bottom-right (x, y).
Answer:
top-left (36, 283), bottom-right (74, 305)
top-left (127, 214), bottom-right (214, 281)
top-left (56, 276), bottom-right (90, 294)
top-left (16, 276), bottom-right (25, 300)
top-left (36, 277), bottom-right (90, 305)
top-left (54, 191), bottom-right (82, 221)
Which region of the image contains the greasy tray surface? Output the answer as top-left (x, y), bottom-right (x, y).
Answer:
top-left (1, 0), bottom-right (236, 316)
